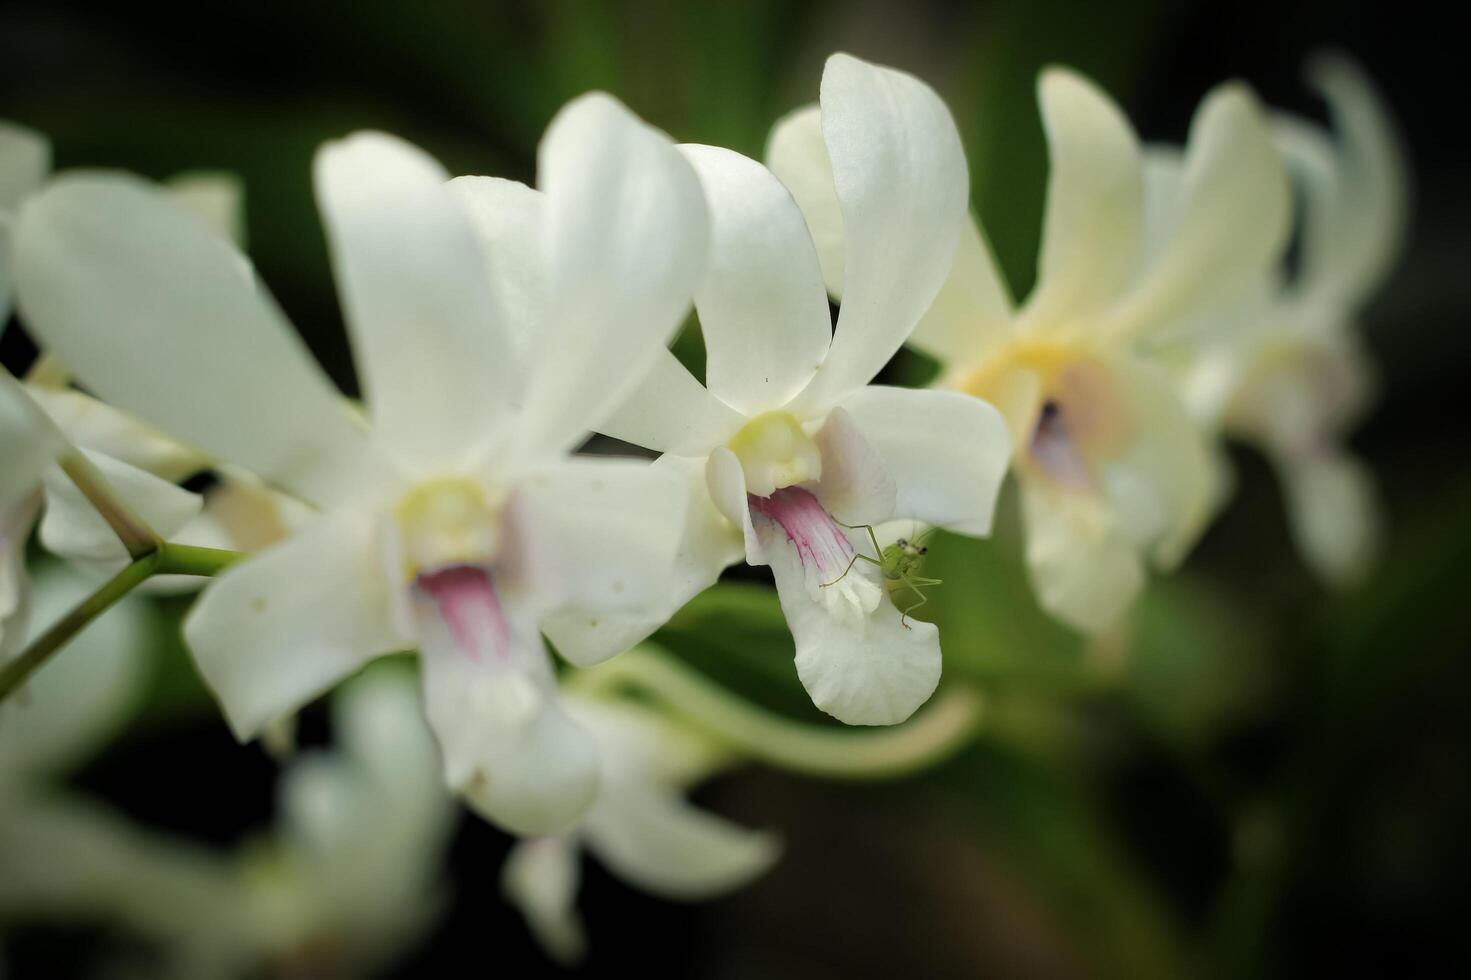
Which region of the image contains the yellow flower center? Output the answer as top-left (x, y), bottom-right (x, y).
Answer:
top-left (394, 477), bottom-right (502, 581)
top-left (726, 410), bottom-right (822, 498)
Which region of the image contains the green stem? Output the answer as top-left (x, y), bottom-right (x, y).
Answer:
top-left (575, 647), bottom-right (985, 780)
top-left (0, 542), bottom-right (248, 703)
top-left (154, 542), bottom-right (246, 577)
top-left (0, 552), bottom-right (160, 700)
top-left (58, 451), bottom-right (160, 559)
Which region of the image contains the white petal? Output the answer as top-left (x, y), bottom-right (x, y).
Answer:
top-left (502, 838), bottom-right (586, 965)
top-left (585, 783), bottom-right (778, 899)
top-left (542, 454), bottom-right (743, 666)
top-left (836, 385), bottom-right (1012, 535)
top-left (0, 120), bottom-right (49, 212)
top-left (1103, 83), bottom-right (1290, 342)
top-left (183, 505), bottom-right (403, 740)
top-left (0, 563), bottom-right (149, 777)
top-left (765, 104), bottom-right (845, 298)
top-left (796, 53), bottom-right (969, 407)
top-left (1020, 480), bottom-right (1144, 634)
top-left (1, 372), bottom-right (64, 506)
top-left (1294, 55), bottom-right (1409, 311)
top-left (14, 174), bottom-right (387, 506)
top-left (1281, 451), bottom-right (1379, 587)
top-left (519, 93), bottom-right (709, 454)
top-left (164, 171), bottom-right (246, 245)
top-left (417, 601), bottom-right (598, 835)
top-left (23, 385), bottom-right (205, 482)
top-left (912, 213), bottom-right (1015, 368)
top-left (448, 175), bottom-right (544, 360)
top-left (1105, 357), bottom-right (1220, 568)
top-left (761, 520), bottom-right (941, 725)
top-left (0, 495), bottom-right (37, 661)
top-left (810, 406), bottom-right (897, 527)
top-left (39, 450), bottom-right (202, 564)
top-left (505, 456), bottom-right (687, 619)
top-left (679, 144), bottom-right (832, 414)
top-left (316, 132), bottom-right (516, 473)
top-left (597, 348), bottom-right (744, 455)
top-left (1020, 68), bottom-right (1143, 329)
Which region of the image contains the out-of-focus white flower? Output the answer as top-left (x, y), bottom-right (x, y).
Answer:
top-left (503, 687), bottom-right (777, 964)
top-left (236, 668), bottom-right (457, 977)
top-left (539, 53), bottom-right (1011, 728)
top-left (15, 95), bottom-right (708, 834)
top-left (1174, 56), bottom-right (1407, 586)
top-left (0, 120), bottom-right (50, 326)
top-left (771, 67), bottom-right (1290, 634)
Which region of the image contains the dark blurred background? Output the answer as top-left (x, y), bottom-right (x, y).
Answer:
top-left (2, 1), bottom-right (1467, 977)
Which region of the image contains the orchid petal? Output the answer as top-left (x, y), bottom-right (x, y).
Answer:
top-left (1103, 82), bottom-right (1290, 343)
top-left (1021, 68), bottom-right (1144, 330)
top-left (448, 175), bottom-right (544, 360)
top-left (23, 385), bottom-right (205, 482)
top-left (1020, 481), bottom-right (1145, 635)
top-left (912, 213), bottom-right (1015, 368)
top-left (39, 450), bottom-right (201, 565)
top-left (1, 373), bottom-right (64, 506)
top-left (316, 132), bottom-right (516, 474)
top-left (810, 406), bottom-right (896, 527)
top-left (543, 454), bottom-right (743, 667)
top-left (1282, 451), bottom-right (1379, 587)
top-left (837, 385), bottom-right (1012, 535)
top-left (184, 505), bottom-right (403, 740)
top-left (796, 53), bottom-right (969, 408)
top-left (505, 456), bottom-right (687, 620)
top-left (598, 348), bottom-right (744, 455)
top-left (164, 171), bottom-right (246, 245)
top-left (14, 174), bottom-right (387, 507)
top-left (503, 838), bottom-right (586, 965)
top-left (765, 104), bottom-right (845, 298)
top-left (520, 93), bottom-right (708, 455)
top-left (679, 143), bottom-right (833, 414)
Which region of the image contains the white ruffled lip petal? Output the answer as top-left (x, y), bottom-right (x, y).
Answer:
top-left (504, 456), bottom-right (688, 621)
top-left (14, 174), bottom-right (389, 508)
top-left (796, 53), bottom-right (970, 409)
top-left (1020, 67), bottom-right (1144, 330)
top-left (680, 143), bottom-right (833, 416)
top-left (316, 131), bottom-right (518, 475)
top-left (519, 92), bottom-right (710, 456)
top-left (183, 505), bottom-right (403, 741)
top-left (1103, 82), bottom-right (1291, 343)
top-left (836, 385), bottom-right (1013, 536)
top-left (758, 510), bottom-right (941, 726)
top-left (417, 607), bottom-right (599, 836)
top-left (1020, 479), bottom-right (1145, 635)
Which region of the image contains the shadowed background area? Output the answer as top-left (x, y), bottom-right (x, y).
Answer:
top-left (2, 1), bottom-right (1466, 977)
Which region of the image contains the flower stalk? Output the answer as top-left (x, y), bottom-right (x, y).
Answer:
top-left (572, 646), bottom-right (985, 780)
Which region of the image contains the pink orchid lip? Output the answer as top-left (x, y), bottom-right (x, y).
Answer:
top-left (1030, 399), bottom-right (1095, 492)
top-left (749, 486), bottom-right (855, 579)
top-left (416, 565), bottom-right (511, 663)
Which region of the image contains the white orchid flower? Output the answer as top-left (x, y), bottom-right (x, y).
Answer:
top-left (538, 54), bottom-right (1011, 728)
top-left (13, 94), bottom-right (709, 834)
top-left (771, 67), bottom-right (1291, 634)
top-left (503, 688), bottom-right (778, 964)
top-left (238, 668), bottom-right (456, 977)
top-left (1174, 57), bottom-right (1406, 586)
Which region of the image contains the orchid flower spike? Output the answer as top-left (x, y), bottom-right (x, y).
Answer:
top-left (13, 93), bottom-right (709, 835)
top-left (503, 688), bottom-right (777, 965)
top-left (1175, 55), bottom-right (1407, 586)
top-left (772, 66), bottom-right (1291, 634)
top-left (536, 54), bottom-right (1011, 728)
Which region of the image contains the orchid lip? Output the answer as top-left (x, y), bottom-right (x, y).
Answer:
top-left (749, 486), bottom-right (856, 583)
top-left (415, 564), bottom-right (511, 663)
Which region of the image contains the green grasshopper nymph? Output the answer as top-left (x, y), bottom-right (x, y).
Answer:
top-left (821, 522), bottom-right (943, 630)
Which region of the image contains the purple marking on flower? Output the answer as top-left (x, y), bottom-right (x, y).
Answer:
top-left (417, 565), bottom-right (511, 663)
top-left (1030, 400), bottom-right (1094, 491)
top-left (749, 486), bottom-right (855, 579)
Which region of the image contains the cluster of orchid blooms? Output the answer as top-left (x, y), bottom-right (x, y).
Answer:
top-left (0, 49), bottom-right (1403, 971)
